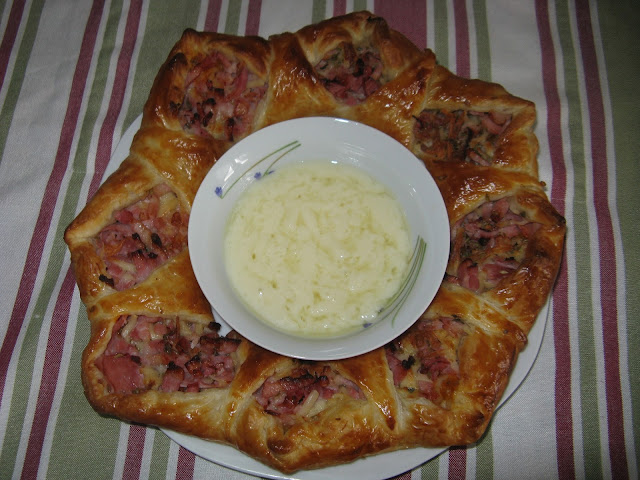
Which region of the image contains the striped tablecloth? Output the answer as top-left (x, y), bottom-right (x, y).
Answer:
top-left (0, 1), bottom-right (637, 479)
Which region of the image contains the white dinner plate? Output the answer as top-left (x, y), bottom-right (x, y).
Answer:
top-left (105, 115), bottom-right (550, 480)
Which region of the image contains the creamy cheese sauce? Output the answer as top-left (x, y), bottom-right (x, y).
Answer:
top-left (224, 162), bottom-right (411, 337)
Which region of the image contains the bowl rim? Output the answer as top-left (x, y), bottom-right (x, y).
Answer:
top-left (188, 117), bottom-right (450, 360)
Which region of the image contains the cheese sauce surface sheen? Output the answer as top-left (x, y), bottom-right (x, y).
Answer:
top-left (224, 162), bottom-right (411, 337)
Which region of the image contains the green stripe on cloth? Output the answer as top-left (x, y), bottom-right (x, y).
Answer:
top-left (433, 0), bottom-right (449, 69)
top-left (353, 0), bottom-right (368, 12)
top-left (473, 0), bottom-right (490, 82)
top-left (45, 1), bottom-right (128, 477)
top-left (0, 1), bottom-right (8, 27)
top-left (476, 431), bottom-right (494, 479)
top-left (150, 429), bottom-right (173, 477)
top-left (554, 0), bottom-right (601, 476)
top-left (420, 453), bottom-right (441, 479)
top-left (596, 0), bottom-right (640, 472)
top-left (224, 0), bottom-right (242, 34)
top-left (122, 0), bottom-right (200, 133)
top-left (0, 0), bottom-right (45, 164)
top-left (312, 0), bottom-right (326, 24)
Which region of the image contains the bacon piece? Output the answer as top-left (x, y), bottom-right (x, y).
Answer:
top-left (99, 355), bottom-right (145, 394)
top-left (447, 197), bottom-right (542, 292)
top-left (419, 356), bottom-right (456, 381)
top-left (96, 315), bottom-right (241, 394)
top-left (490, 197), bottom-right (510, 219)
top-left (95, 185), bottom-right (188, 291)
top-left (481, 257), bottom-right (520, 285)
top-left (457, 259), bottom-right (480, 291)
top-left (254, 366), bottom-right (364, 421)
top-left (414, 109), bottom-right (512, 165)
top-left (160, 363), bottom-right (184, 392)
top-left (468, 150), bottom-right (491, 166)
top-left (315, 42), bottom-right (384, 105)
top-left (179, 50), bottom-right (267, 141)
top-left (386, 317), bottom-right (465, 405)
top-left (385, 348), bottom-right (412, 385)
top-left (385, 317), bottom-right (464, 405)
top-left (199, 335), bottom-right (241, 355)
top-left (97, 316), bottom-right (151, 393)
top-left (102, 316), bottom-right (137, 356)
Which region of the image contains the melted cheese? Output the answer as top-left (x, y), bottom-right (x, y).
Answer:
top-left (224, 162), bottom-right (411, 337)
top-left (157, 192), bottom-right (179, 218)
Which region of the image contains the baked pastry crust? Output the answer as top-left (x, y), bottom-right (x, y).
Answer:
top-left (64, 11), bottom-right (565, 474)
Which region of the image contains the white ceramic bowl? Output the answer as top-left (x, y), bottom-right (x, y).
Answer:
top-left (189, 117), bottom-right (449, 360)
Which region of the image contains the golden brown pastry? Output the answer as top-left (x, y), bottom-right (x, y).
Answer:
top-left (64, 11), bottom-right (565, 474)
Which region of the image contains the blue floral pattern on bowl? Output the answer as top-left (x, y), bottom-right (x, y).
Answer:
top-left (215, 140), bottom-right (301, 198)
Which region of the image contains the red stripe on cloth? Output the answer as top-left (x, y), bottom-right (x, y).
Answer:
top-left (245, 0), bottom-right (262, 36)
top-left (88, 0), bottom-right (143, 199)
top-left (175, 447), bottom-right (196, 479)
top-left (20, 269), bottom-right (76, 479)
top-left (204, 0), bottom-right (222, 32)
top-left (534, 1), bottom-right (575, 479)
top-left (122, 425), bottom-right (146, 480)
top-left (448, 446), bottom-right (466, 479)
top-left (373, 1), bottom-right (427, 49)
top-left (333, 0), bottom-right (346, 17)
top-left (453, 0), bottom-right (470, 77)
top-left (553, 258), bottom-right (572, 470)
top-left (0, 0), bottom-right (105, 409)
top-left (575, 1), bottom-right (628, 478)
top-left (0, 0), bottom-right (25, 91)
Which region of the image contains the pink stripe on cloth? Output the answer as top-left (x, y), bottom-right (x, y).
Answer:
top-left (373, 1), bottom-right (427, 49)
top-left (122, 425), bottom-right (146, 480)
top-left (88, 0), bottom-right (143, 199)
top-left (204, 0), bottom-right (222, 32)
top-left (553, 258), bottom-right (573, 472)
top-left (0, 0), bottom-right (25, 91)
top-left (453, 0), bottom-right (470, 78)
top-left (534, 1), bottom-right (575, 479)
top-left (245, 0), bottom-right (262, 36)
top-left (448, 446), bottom-right (466, 479)
top-left (0, 0), bottom-right (105, 410)
top-left (175, 446), bottom-right (196, 479)
top-left (20, 269), bottom-right (76, 479)
top-left (333, 0), bottom-right (347, 17)
top-left (575, 1), bottom-right (628, 478)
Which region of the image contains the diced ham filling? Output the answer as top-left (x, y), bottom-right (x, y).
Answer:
top-left (385, 317), bottom-right (465, 405)
top-left (95, 184), bottom-right (188, 291)
top-left (254, 365), bottom-right (365, 424)
top-left (96, 315), bottom-right (241, 394)
top-left (446, 197), bottom-right (541, 292)
top-left (413, 109), bottom-right (512, 165)
top-left (315, 42), bottom-right (384, 105)
top-left (178, 50), bottom-right (267, 141)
